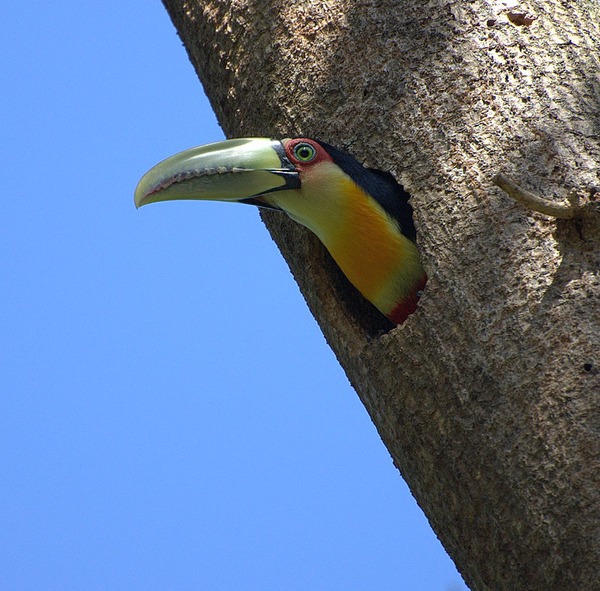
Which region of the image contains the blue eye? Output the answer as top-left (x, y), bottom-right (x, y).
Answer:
top-left (293, 142), bottom-right (317, 162)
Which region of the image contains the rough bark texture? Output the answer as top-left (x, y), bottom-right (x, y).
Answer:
top-left (160, 1), bottom-right (600, 589)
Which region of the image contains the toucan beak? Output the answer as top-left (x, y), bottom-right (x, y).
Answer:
top-left (134, 138), bottom-right (300, 209)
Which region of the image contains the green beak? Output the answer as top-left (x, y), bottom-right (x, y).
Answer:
top-left (134, 138), bottom-right (300, 209)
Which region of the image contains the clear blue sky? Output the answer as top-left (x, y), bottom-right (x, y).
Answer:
top-left (1, 3), bottom-right (468, 590)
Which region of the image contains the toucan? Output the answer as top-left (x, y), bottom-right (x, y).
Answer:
top-left (135, 138), bottom-right (427, 324)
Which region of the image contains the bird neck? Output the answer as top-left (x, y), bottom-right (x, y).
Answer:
top-left (320, 178), bottom-right (426, 320)
top-left (273, 168), bottom-right (426, 322)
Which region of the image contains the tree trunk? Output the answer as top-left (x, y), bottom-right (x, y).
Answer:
top-left (160, 1), bottom-right (600, 589)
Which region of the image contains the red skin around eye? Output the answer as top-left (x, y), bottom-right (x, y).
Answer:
top-left (283, 138), bottom-right (333, 168)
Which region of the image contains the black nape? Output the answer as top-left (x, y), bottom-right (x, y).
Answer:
top-left (315, 140), bottom-right (417, 242)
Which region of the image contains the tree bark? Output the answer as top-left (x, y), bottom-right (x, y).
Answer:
top-left (160, 1), bottom-right (600, 589)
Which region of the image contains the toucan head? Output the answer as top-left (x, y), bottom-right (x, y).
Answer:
top-left (135, 137), bottom-right (426, 323)
top-left (136, 137), bottom-right (415, 236)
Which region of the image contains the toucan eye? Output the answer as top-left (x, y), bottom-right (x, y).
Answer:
top-left (293, 142), bottom-right (317, 162)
